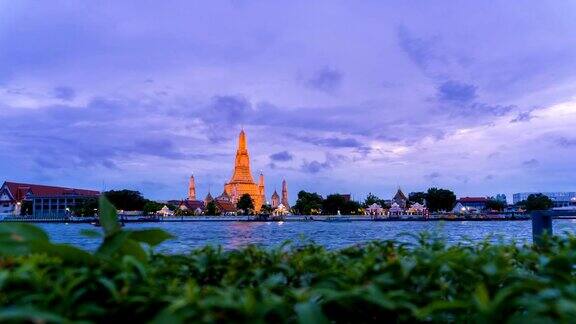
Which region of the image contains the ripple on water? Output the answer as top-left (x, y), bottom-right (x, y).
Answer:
top-left (35, 220), bottom-right (576, 254)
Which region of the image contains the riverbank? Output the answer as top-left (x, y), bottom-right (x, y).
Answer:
top-left (4, 213), bottom-right (576, 223)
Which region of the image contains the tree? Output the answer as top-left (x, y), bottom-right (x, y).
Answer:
top-left (363, 193), bottom-right (387, 208)
top-left (426, 188), bottom-right (456, 212)
top-left (143, 201), bottom-right (164, 214)
top-left (522, 194), bottom-right (553, 211)
top-left (104, 190), bottom-right (147, 211)
top-left (205, 201), bottom-right (219, 216)
top-left (237, 194), bottom-right (255, 215)
top-left (293, 191), bottom-right (324, 215)
top-left (71, 197), bottom-right (98, 217)
top-left (259, 204), bottom-right (274, 215)
top-left (323, 194), bottom-right (362, 215)
top-left (485, 199), bottom-right (506, 212)
top-left (408, 192), bottom-right (427, 205)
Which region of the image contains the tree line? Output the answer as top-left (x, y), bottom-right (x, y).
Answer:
top-left (73, 189), bottom-right (556, 217)
top-left (293, 188), bottom-right (459, 215)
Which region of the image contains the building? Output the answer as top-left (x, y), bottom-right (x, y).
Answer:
top-left (204, 189), bottom-right (236, 214)
top-left (188, 175), bottom-right (196, 200)
top-left (0, 181), bottom-right (99, 217)
top-left (392, 188), bottom-right (408, 209)
top-left (456, 197), bottom-right (489, 212)
top-left (513, 192), bottom-right (576, 207)
top-left (178, 200), bottom-right (205, 215)
top-left (281, 179), bottom-right (290, 208)
top-left (365, 203), bottom-right (384, 215)
top-left (223, 130), bottom-right (266, 212)
top-left (271, 190), bottom-right (280, 208)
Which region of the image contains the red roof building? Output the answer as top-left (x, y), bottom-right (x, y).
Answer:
top-left (0, 181), bottom-right (100, 217)
top-left (456, 197), bottom-right (489, 211)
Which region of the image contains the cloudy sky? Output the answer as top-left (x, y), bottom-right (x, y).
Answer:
top-left (1, 1), bottom-right (576, 203)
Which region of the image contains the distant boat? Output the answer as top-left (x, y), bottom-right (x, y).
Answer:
top-left (324, 216), bottom-right (351, 222)
top-left (91, 220), bottom-right (125, 227)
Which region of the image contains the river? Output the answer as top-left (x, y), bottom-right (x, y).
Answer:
top-left (34, 219), bottom-right (576, 254)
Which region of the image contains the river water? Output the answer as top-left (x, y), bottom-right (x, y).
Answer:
top-left (35, 219), bottom-right (576, 254)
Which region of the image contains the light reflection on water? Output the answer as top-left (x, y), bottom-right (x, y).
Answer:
top-left (36, 220), bottom-right (576, 254)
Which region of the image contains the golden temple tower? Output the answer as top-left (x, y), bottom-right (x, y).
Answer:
top-left (188, 174), bottom-right (196, 201)
top-left (224, 130), bottom-right (265, 211)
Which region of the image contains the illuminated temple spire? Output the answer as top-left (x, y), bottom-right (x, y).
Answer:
top-left (258, 170), bottom-right (266, 204)
top-left (281, 179), bottom-right (290, 208)
top-left (229, 130), bottom-right (255, 183)
top-left (188, 174), bottom-right (196, 201)
top-left (224, 130), bottom-right (263, 211)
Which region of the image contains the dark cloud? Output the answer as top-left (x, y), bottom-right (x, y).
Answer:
top-left (522, 159), bottom-right (539, 167)
top-left (437, 80), bottom-right (477, 103)
top-left (207, 95), bottom-right (251, 125)
top-left (132, 139), bottom-right (186, 160)
top-left (270, 151), bottom-right (293, 162)
top-left (555, 137), bottom-right (576, 147)
top-left (53, 86), bottom-right (76, 101)
top-left (301, 160), bottom-right (330, 173)
top-left (510, 111), bottom-right (534, 123)
top-left (397, 26), bottom-right (441, 70)
top-left (425, 172), bottom-right (441, 180)
top-left (305, 67), bottom-right (343, 94)
top-left (300, 153), bottom-right (346, 174)
top-left (297, 135), bottom-right (363, 148)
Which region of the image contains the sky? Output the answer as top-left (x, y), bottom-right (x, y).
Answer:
top-left (1, 0), bottom-right (576, 203)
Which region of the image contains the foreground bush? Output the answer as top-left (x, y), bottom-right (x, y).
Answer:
top-left (1, 198), bottom-right (576, 323)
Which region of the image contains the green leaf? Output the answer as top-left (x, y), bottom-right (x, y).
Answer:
top-left (129, 229), bottom-right (173, 246)
top-left (96, 231), bottom-right (131, 258)
top-left (99, 196), bottom-right (121, 236)
top-left (295, 302), bottom-right (329, 324)
top-left (0, 307), bottom-right (65, 323)
top-left (32, 242), bottom-right (95, 264)
top-left (0, 223), bottom-right (49, 242)
top-left (118, 239), bottom-right (148, 261)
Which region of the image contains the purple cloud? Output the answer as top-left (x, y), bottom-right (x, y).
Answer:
top-left (437, 81), bottom-right (477, 103)
top-left (305, 67), bottom-right (343, 94)
top-left (1, 1), bottom-right (576, 200)
top-left (53, 86), bottom-right (76, 101)
top-left (270, 151), bottom-right (294, 162)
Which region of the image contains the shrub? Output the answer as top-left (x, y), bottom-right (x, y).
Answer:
top-left (1, 198), bottom-right (576, 322)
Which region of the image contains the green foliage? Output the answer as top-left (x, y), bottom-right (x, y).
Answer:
top-left (143, 201), bottom-right (164, 214)
top-left (486, 199), bottom-right (507, 211)
top-left (520, 193), bottom-right (554, 211)
top-left (363, 192), bottom-right (388, 208)
top-left (3, 225), bottom-right (576, 322)
top-left (104, 189), bottom-right (148, 211)
top-left (294, 190), bottom-right (324, 215)
top-left (71, 197), bottom-right (98, 216)
top-left (323, 194), bottom-right (361, 215)
top-left (259, 203), bottom-right (274, 215)
top-left (408, 191), bottom-right (427, 205)
top-left (426, 188), bottom-right (456, 212)
top-left (205, 201), bottom-right (219, 216)
top-left (236, 193), bottom-right (255, 215)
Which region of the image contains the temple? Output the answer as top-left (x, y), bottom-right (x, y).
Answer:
top-left (281, 179), bottom-right (290, 209)
top-left (188, 174), bottom-right (196, 200)
top-left (223, 130), bottom-right (266, 211)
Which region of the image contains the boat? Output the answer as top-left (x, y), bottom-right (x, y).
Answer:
top-left (324, 216), bottom-right (351, 222)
